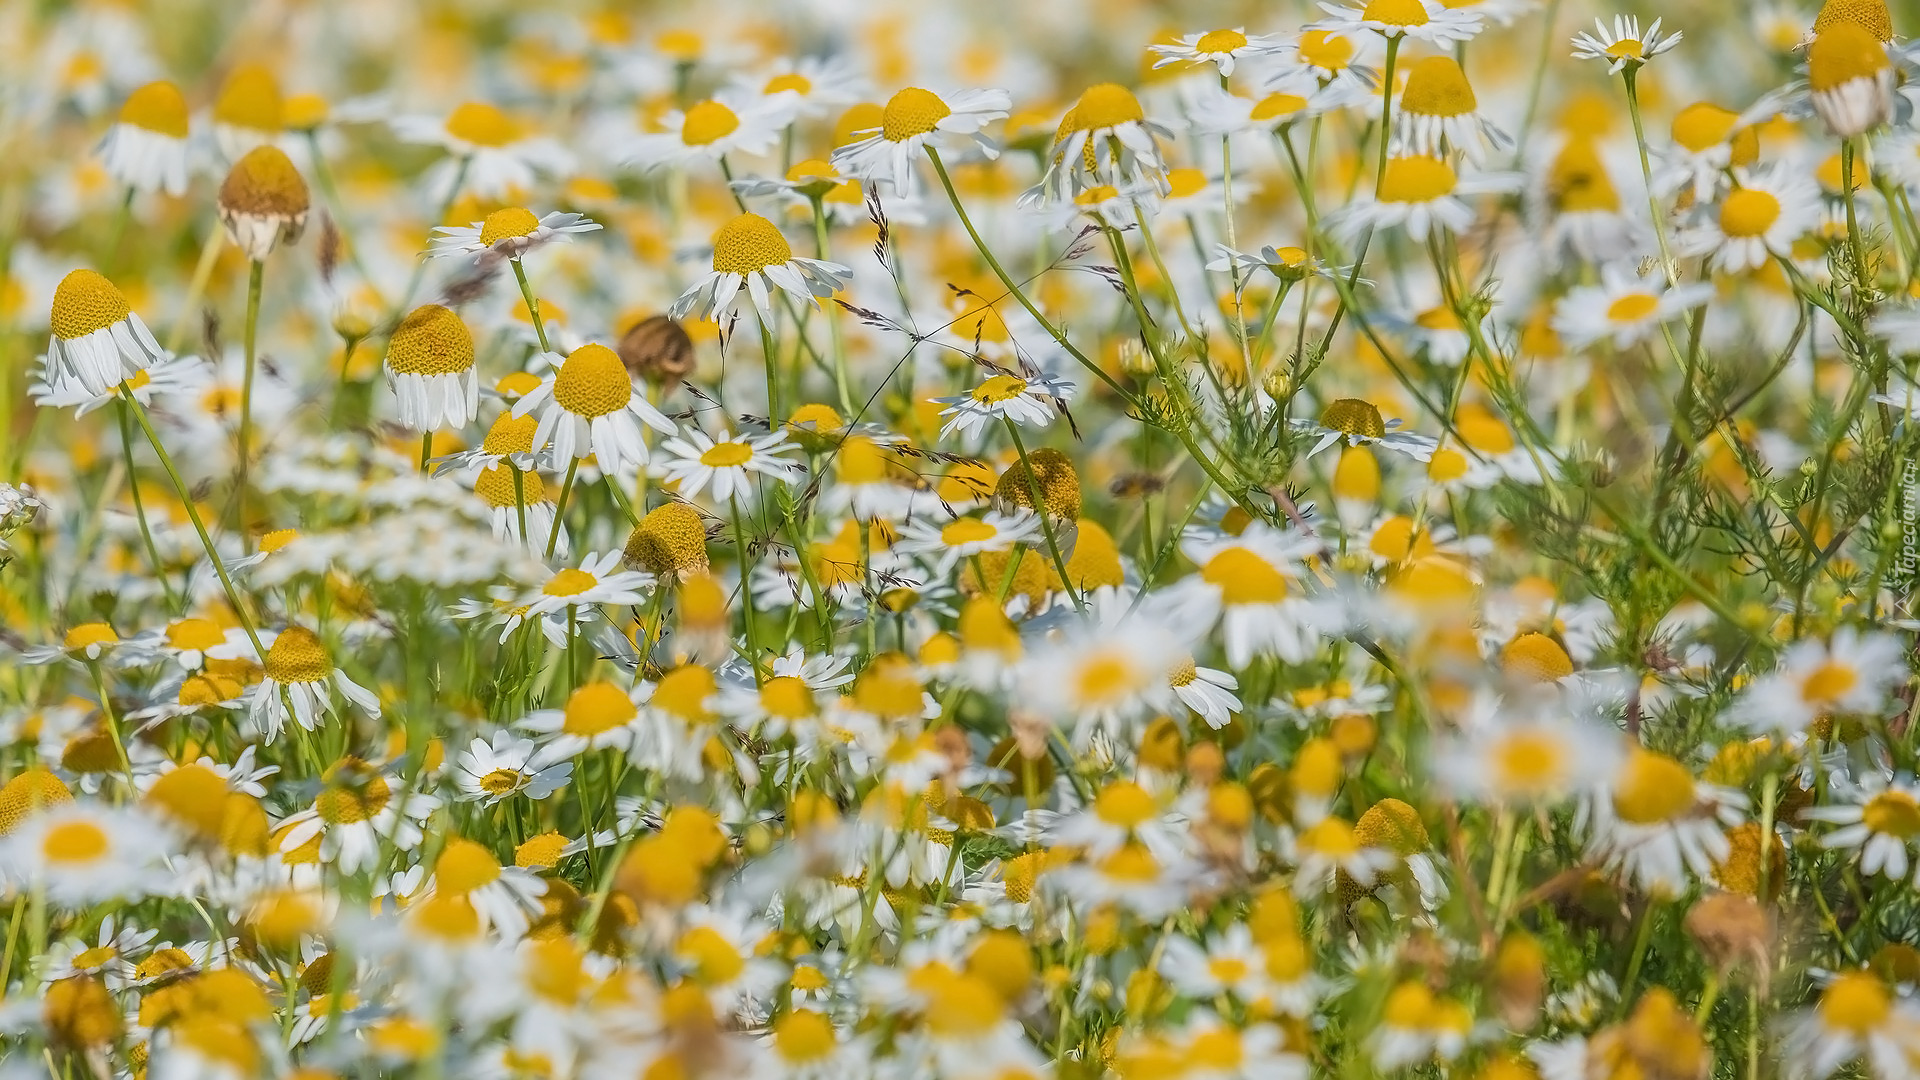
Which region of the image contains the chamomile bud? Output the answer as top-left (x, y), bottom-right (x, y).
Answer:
top-left (217, 146), bottom-right (310, 261)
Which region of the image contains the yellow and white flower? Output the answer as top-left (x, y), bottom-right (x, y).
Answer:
top-left (96, 80), bottom-right (191, 195)
top-left (625, 94), bottom-right (783, 170)
top-left (1149, 28), bottom-right (1289, 77)
top-left (669, 211), bottom-right (852, 325)
top-left (428, 207), bottom-right (602, 263)
top-left (0, 802), bottom-right (173, 905)
top-left (1311, 0), bottom-right (1485, 47)
top-left (1570, 15), bottom-right (1683, 73)
top-left (43, 269), bottom-right (167, 396)
top-left (245, 626), bottom-right (382, 741)
top-left (512, 343), bottom-right (678, 475)
top-left (1679, 165), bottom-right (1822, 273)
top-left (384, 303), bottom-right (479, 432)
top-left (655, 427), bottom-right (805, 503)
top-left (1552, 264), bottom-right (1715, 350)
top-left (831, 86), bottom-right (1011, 191)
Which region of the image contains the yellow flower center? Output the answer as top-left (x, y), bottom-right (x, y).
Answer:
top-left (213, 64), bottom-right (282, 132)
top-left (1819, 971), bottom-right (1892, 1033)
top-left (1605, 38), bottom-right (1646, 60)
top-left (1202, 547), bottom-right (1288, 604)
top-left (1428, 447), bottom-right (1469, 482)
top-left (1493, 731), bottom-right (1569, 794)
top-left (496, 370), bottom-right (543, 396)
top-left (881, 87), bottom-right (952, 141)
top-left (284, 92), bottom-right (329, 130)
top-left (680, 100), bottom-right (741, 146)
top-left (1074, 651), bottom-right (1149, 707)
top-left (474, 464), bottom-right (547, 509)
top-left (1250, 92), bottom-right (1308, 122)
top-left (0, 771), bottom-right (71, 836)
top-left (624, 503), bottom-right (709, 575)
top-left (966, 374), bottom-right (1027, 405)
top-left (1094, 781), bottom-right (1157, 828)
top-left (63, 622), bottom-right (119, 651)
top-left (1401, 56), bottom-right (1477, 117)
top-left (1612, 750), bottom-right (1696, 824)
top-left (1378, 155), bottom-right (1457, 203)
top-left (483, 411), bottom-right (540, 454)
top-left (1361, 0), bottom-right (1430, 28)
top-left (941, 517), bottom-right (999, 545)
top-left (387, 304), bottom-right (475, 376)
top-left (1550, 138), bottom-right (1620, 213)
top-left (1070, 83), bottom-right (1146, 131)
top-left (218, 145), bottom-right (310, 217)
top-left (479, 769), bottom-right (525, 794)
top-left (50, 270), bottom-right (131, 341)
top-left (1503, 632), bottom-right (1573, 682)
top-left (1320, 397), bottom-right (1387, 439)
top-left (1457, 408), bottom-right (1513, 453)
top-left (1814, 0), bottom-right (1893, 43)
top-left (1195, 28), bottom-right (1250, 53)
top-left (264, 627), bottom-right (330, 684)
top-left (445, 101), bottom-right (519, 147)
top-left (761, 676), bottom-right (816, 720)
top-left (544, 568), bottom-right (600, 597)
top-left (516, 831), bottom-right (568, 868)
top-left (711, 212), bottom-right (795, 276)
top-left (435, 838), bottom-right (503, 893)
top-left (1808, 21), bottom-right (1891, 92)
top-left (1670, 103), bottom-right (1738, 152)
top-left (563, 682), bottom-right (638, 736)
top-left (1862, 791), bottom-right (1920, 838)
top-left (119, 80), bottom-right (189, 138)
top-left (1300, 816), bottom-right (1362, 857)
top-left (315, 761), bottom-right (392, 824)
top-left (42, 820), bottom-right (109, 863)
top-left (699, 441), bottom-right (754, 467)
top-left (479, 207), bottom-right (542, 246)
top-left (165, 618), bottom-right (225, 652)
top-left (552, 343), bottom-right (633, 418)
top-left (1297, 30), bottom-right (1354, 70)
top-left (652, 664), bottom-right (717, 722)
top-left (1802, 659), bottom-right (1860, 704)
top-left (773, 1009), bottom-right (836, 1062)
top-left (1606, 292), bottom-right (1662, 323)
top-left (1720, 188), bottom-right (1783, 238)
top-left (1166, 168), bottom-right (1207, 198)
top-left (765, 72), bottom-right (814, 96)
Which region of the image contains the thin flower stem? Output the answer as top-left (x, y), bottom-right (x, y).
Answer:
top-left (1621, 68), bottom-right (1677, 285)
top-left (511, 463), bottom-right (530, 550)
top-left (116, 399), bottom-right (180, 612)
top-left (808, 195), bottom-right (856, 417)
top-left (758, 320), bottom-right (785, 422)
top-left (235, 259), bottom-right (264, 548)
top-left (548, 458), bottom-right (580, 559)
top-left (512, 258), bottom-right (552, 353)
top-left (1003, 416), bottom-right (1083, 612)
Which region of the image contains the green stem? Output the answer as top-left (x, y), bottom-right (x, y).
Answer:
top-left (512, 258), bottom-right (552, 353)
top-left (235, 259), bottom-right (264, 548)
top-left (117, 399), bottom-right (180, 612)
top-left (1003, 417), bottom-right (1083, 611)
top-left (547, 458), bottom-right (579, 560)
top-left (1621, 68), bottom-right (1676, 284)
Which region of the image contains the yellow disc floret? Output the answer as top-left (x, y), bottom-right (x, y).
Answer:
top-left (624, 502), bottom-right (710, 576)
top-left (387, 304), bottom-right (475, 376)
top-left (1378, 156), bottom-right (1457, 203)
top-left (1720, 187), bottom-right (1782, 239)
top-left (50, 270), bottom-right (131, 341)
top-left (680, 100), bottom-right (741, 145)
top-left (994, 448), bottom-right (1082, 519)
top-left (1808, 21), bottom-right (1891, 92)
top-left (552, 343), bottom-right (633, 417)
top-left (213, 63), bottom-right (282, 132)
top-left (1400, 56), bottom-right (1476, 118)
top-left (479, 207), bottom-right (542, 246)
top-left (1319, 398), bottom-right (1387, 440)
top-left (882, 87), bottom-right (952, 141)
top-left (218, 145), bottom-right (310, 217)
top-left (445, 101), bottom-right (519, 147)
top-left (711, 213), bottom-right (795, 276)
top-left (474, 464), bottom-right (547, 508)
top-left (1362, 0), bottom-right (1430, 28)
top-left (264, 627), bottom-right (330, 685)
top-left (119, 81), bottom-right (190, 138)
top-left (1814, 0), bottom-right (1893, 43)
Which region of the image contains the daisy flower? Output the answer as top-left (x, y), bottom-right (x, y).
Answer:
top-left (1735, 627), bottom-right (1907, 737)
top-left (1571, 15), bottom-right (1683, 73)
top-left (96, 80), bottom-right (190, 195)
top-left (1164, 523), bottom-right (1328, 668)
top-left (390, 100), bottom-right (574, 201)
top-left (1332, 154), bottom-right (1517, 245)
top-left (1270, 29), bottom-right (1380, 97)
top-left (216, 145), bottom-right (310, 262)
top-left (1048, 841), bottom-right (1195, 918)
top-left (383, 303), bottom-right (478, 433)
top-left (1292, 816), bottom-right (1399, 898)
top-left (245, 626), bottom-right (382, 742)
top-left (1311, 0), bottom-right (1485, 47)
top-left (734, 56), bottom-right (868, 125)
top-left (668, 211), bottom-right (852, 325)
top-left (1149, 28), bottom-right (1288, 77)
top-left (427, 207), bottom-right (601, 263)
top-left (1158, 923), bottom-right (1270, 1001)
top-left (1393, 56), bottom-right (1513, 162)
top-left (1030, 83), bottom-right (1172, 204)
top-left (654, 427), bottom-right (805, 503)
top-left (124, 616), bottom-right (250, 671)
top-left (1169, 656), bottom-right (1242, 729)
top-left (1183, 82), bottom-right (1362, 138)
top-left (930, 369), bottom-right (1074, 441)
top-left (38, 915), bottom-right (157, 987)
top-left (1552, 264), bottom-right (1716, 349)
top-left (455, 732), bottom-right (573, 805)
top-left (511, 343), bottom-right (679, 476)
top-left (43, 269), bottom-right (167, 397)
top-left (1655, 102), bottom-right (1758, 203)
top-left (1779, 970), bottom-right (1920, 1080)
top-left (520, 680), bottom-right (646, 766)
top-left (1208, 244), bottom-right (1357, 284)
top-left (0, 803), bottom-right (173, 906)
top-left (831, 86), bottom-right (1012, 192)
top-left (624, 95), bottom-right (782, 170)
top-left (1433, 712), bottom-right (1626, 807)
top-left (1583, 748), bottom-right (1747, 896)
top-left (898, 509), bottom-right (1043, 574)
top-left (1803, 773), bottom-right (1920, 882)
top-left (30, 350), bottom-right (205, 417)
top-left (524, 550), bottom-right (655, 621)
top-left (1681, 166), bottom-right (1823, 273)
top-left (1293, 397), bottom-right (1439, 460)
top-left (1806, 21), bottom-right (1896, 138)
top-left (1018, 615), bottom-right (1186, 745)
top-left (275, 757), bottom-right (439, 874)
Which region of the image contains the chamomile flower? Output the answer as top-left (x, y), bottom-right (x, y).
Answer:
top-left (96, 80), bottom-right (190, 195)
top-left (391, 101), bottom-right (574, 201)
top-left (276, 757), bottom-right (439, 874)
top-left (1149, 28), bottom-right (1288, 77)
top-left (735, 56), bottom-right (868, 125)
top-left (1393, 56), bottom-right (1513, 162)
top-left (1183, 82), bottom-right (1361, 137)
top-left (124, 616), bottom-right (250, 671)
top-left (470, 464), bottom-right (565, 556)
top-left (1165, 524), bottom-right (1328, 668)
top-left (1158, 923), bottom-right (1269, 1001)
top-left (384, 304), bottom-right (478, 433)
top-left (2, 802), bottom-right (173, 907)
top-left (898, 509), bottom-right (1043, 574)
top-left (1735, 627), bottom-right (1907, 737)
top-left (1571, 15), bottom-right (1683, 73)
top-left (1332, 154), bottom-right (1515, 245)
top-left (512, 343), bottom-right (678, 476)
top-left (1803, 773), bottom-right (1920, 882)
top-left (930, 369), bottom-right (1074, 441)
top-left (43, 269), bottom-right (167, 397)
top-left (1271, 29), bottom-right (1381, 97)
top-left (625, 95), bottom-right (783, 170)
top-left (1433, 713), bottom-right (1626, 807)
top-left (1311, 0), bottom-right (1486, 47)
top-left (246, 626), bottom-right (382, 741)
top-left (1169, 656), bottom-right (1242, 729)
top-left (654, 427), bottom-right (805, 503)
top-left (830, 86), bottom-right (1012, 192)
top-left (520, 681), bottom-right (646, 766)
top-left (1018, 616), bottom-right (1186, 745)
top-left (1806, 21), bottom-right (1896, 138)
top-left (30, 350), bottom-right (204, 417)
top-left (1293, 397), bottom-right (1439, 460)
top-left (455, 732), bottom-right (573, 805)
top-left (1779, 970), bottom-right (1920, 1080)
top-left (1655, 102), bottom-right (1759, 203)
top-left (669, 212), bottom-right (852, 325)
top-left (428, 207), bottom-right (601, 263)
top-left (216, 146), bottom-right (310, 262)
top-left (1552, 265), bottom-right (1716, 349)
top-left (1030, 83), bottom-right (1172, 204)
top-left (1292, 816), bottom-right (1398, 898)
top-left (1583, 748), bottom-right (1747, 896)
top-left (524, 550), bottom-right (655, 621)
